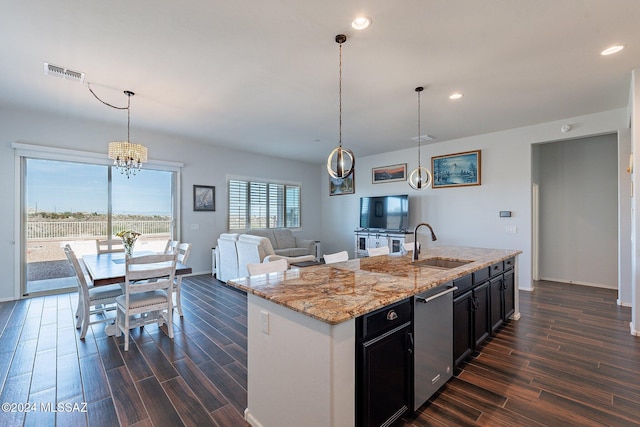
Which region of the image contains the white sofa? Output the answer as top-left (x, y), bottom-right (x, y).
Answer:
top-left (215, 232), bottom-right (315, 282)
top-left (245, 229), bottom-right (316, 257)
top-left (216, 233), bottom-right (240, 283)
top-left (236, 235), bottom-right (315, 278)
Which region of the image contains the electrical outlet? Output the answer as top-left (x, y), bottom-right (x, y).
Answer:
top-left (504, 225), bottom-right (518, 234)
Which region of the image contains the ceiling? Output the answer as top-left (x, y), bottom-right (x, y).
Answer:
top-left (1, 0), bottom-right (639, 164)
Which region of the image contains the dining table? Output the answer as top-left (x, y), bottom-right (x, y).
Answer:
top-left (82, 251), bottom-right (192, 336)
top-left (82, 251), bottom-right (192, 287)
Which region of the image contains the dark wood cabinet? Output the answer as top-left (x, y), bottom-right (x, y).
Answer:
top-left (453, 259), bottom-right (516, 370)
top-left (503, 268), bottom-right (515, 320)
top-left (453, 289), bottom-right (473, 367)
top-left (489, 275), bottom-right (504, 333)
top-left (356, 299), bottom-right (412, 427)
top-left (472, 281), bottom-right (490, 349)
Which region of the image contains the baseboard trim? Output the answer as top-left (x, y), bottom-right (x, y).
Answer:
top-left (630, 322), bottom-right (640, 337)
top-left (244, 408), bottom-right (264, 427)
top-left (538, 277), bottom-right (616, 290)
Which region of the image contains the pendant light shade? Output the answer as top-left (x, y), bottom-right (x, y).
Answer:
top-left (108, 91), bottom-right (147, 178)
top-left (327, 34), bottom-right (355, 179)
top-left (408, 86), bottom-right (432, 190)
top-left (89, 86), bottom-right (148, 179)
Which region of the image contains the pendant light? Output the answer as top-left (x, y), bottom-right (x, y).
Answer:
top-left (408, 86), bottom-right (432, 190)
top-left (107, 91), bottom-right (147, 178)
top-left (327, 34), bottom-right (355, 179)
top-left (88, 85), bottom-right (148, 179)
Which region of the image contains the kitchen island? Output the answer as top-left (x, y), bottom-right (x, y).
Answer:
top-left (227, 246), bottom-right (521, 427)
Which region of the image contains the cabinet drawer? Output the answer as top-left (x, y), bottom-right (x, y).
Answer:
top-left (473, 267), bottom-right (490, 284)
top-left (359, 298), bottom-right (411, 341)
top-left (504, 257), bottom-right (515, 271)
top-left (489, 261), bottom-right (504, 278)
top-left (453, 274), bottom-right (473, 296)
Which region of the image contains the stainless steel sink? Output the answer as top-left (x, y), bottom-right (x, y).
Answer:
top-left (414, 257), bottom-right (473, 269)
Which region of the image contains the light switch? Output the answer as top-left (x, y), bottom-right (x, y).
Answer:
top-left (260, 310), bottom-right (270, 334)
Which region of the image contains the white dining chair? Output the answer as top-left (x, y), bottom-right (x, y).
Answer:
top-left (164, 240), bottom-right (179, 254)
top-left (367, 246), bottom-right (390, 257)
top-left (173, 242), bottom-right (192, 316)
top-left (115, 253), bottom-right (177, 351)
top-left (96, 238), bottom-right (125, 254)
top-left (403, 242), bottom-right (420, 253)
top-left (64, 244), bottom-right (123, 339)
top-left (323, 250), bottom-right (349, 264)
top-left (247, 258), bottom-right (288, 276)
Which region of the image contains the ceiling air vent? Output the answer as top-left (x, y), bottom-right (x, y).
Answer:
top-left (411, 134), bottom-right (435, 142)
top-left (43, 62), bottom-right (85, 83)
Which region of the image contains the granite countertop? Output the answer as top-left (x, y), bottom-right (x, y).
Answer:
top-left (226, 246), bottom-right (522, 325)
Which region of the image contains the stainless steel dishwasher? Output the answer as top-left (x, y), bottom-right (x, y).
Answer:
top-left (413, 283), bottom-right (457, 410)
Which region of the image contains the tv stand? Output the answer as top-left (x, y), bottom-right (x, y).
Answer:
top-left (354, 229), bottom-right (414, 257)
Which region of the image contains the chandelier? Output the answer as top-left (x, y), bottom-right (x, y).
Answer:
top-left (408, 87), bottom-right (432, 190)
top-left (89, 86), bottom-right (147, 178)
top-left (327, 34), bottom-right (355, 180)
top-left (108, 91), bottom-right (147, 178)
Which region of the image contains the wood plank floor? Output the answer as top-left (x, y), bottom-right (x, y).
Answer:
top-left (1, 276), bottom-right (639, 426)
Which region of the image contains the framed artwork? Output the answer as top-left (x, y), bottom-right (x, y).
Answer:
top-left (431, 150), bottom-right (481, 188)
top-left (372, 163), bottom-right (407, 184)
top-left (329, 172), bottom-right (355, 196)
top-left (193, 185), bottom-right (215, 211)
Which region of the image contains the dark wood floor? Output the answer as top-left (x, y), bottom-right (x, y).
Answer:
top-left (1, 276), bottom-right (639, 426)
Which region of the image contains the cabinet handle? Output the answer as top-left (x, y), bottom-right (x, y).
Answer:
top-left (472, 297), bottom-right (479, 310)
top-left (407, 332), bottom-right (414, 354)
top-left (387, 310), bottom-right (398, 321)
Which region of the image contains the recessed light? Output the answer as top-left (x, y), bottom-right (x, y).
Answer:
top-left (352, 16), bottom-right (371, 30)
top-left (449, 92), bottom-right (463, 100)
top-left (601, 45), bottom-right (624, 55)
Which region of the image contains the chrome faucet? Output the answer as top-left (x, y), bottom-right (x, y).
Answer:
top-left (413, 223), bottom-right (437, 261)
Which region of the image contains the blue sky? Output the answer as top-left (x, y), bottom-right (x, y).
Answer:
top-left (26, 159), bottom-right (172, 215)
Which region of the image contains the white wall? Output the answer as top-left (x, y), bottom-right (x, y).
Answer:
top-left (631, 69), bottom-right (640, 334)
top-left (321, 108), bottom-right (628, 292)
top-left (537, 134), bottom-right (618, 288)
top-left (619, 128), bottom-right (632, 305)
top-left (0, 107), bottom-right (322, 301)
top-left (0, 105), bottom-right (630, 301)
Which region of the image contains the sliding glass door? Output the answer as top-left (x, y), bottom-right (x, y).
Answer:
top-left (23, 158), bottom-right (175, 296)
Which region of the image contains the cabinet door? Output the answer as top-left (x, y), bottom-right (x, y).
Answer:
top-left (473, 281), bottom-right (490, 349)
top-left (453, 291), bottom-right (473, 368)
top-left (357, 324), bottom-right (411, 427)
top-left (389, 237), bottom-right (403, 254)
top-left (489, 276), bottom-right (504, 334)
top-left (503, 270), bottom-right (515, 320)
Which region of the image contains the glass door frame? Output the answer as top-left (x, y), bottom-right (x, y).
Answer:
top-left (13, 142), bottom-right (183, 299)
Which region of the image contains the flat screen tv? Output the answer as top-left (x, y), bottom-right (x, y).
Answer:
top-left (359, 194), bottom-right (409, 231)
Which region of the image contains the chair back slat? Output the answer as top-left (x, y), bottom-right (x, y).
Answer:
top-left (247, 258), bottom-right (288, 275)
top-left (96, 239), bottom-right (125, 254)
top-left (125, 254), bottom-right (177, 294)
top-left (323, 251), bottom-right (349, 264)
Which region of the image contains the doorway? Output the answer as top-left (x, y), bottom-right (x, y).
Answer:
top-left (532, 134), bottom-right (618, 289)
top-left (22, 157), bottom-right (176, 296)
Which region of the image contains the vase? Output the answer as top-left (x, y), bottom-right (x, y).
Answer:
top-left (123, 239), bottom-right (136, 257)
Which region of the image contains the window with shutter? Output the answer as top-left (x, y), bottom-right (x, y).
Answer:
top-left (228, 178), bottom-right (301, 230)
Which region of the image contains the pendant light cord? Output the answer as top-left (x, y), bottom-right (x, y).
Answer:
top-left (87, 83), bottom-right (129, 110)
top-left (338, 42), bottom-right (342, 148)
top-left (417, 88), bottom-right (421, 168)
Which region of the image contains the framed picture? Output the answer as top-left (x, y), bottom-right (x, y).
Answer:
top-left (372, 163), bottom-right (407, 184)
top-left (431, 150), bottom-right (481, 188)
top-left (329, 172), bottom-right (355, 196)
top-left (193, 185), bottom-right (215, 211)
